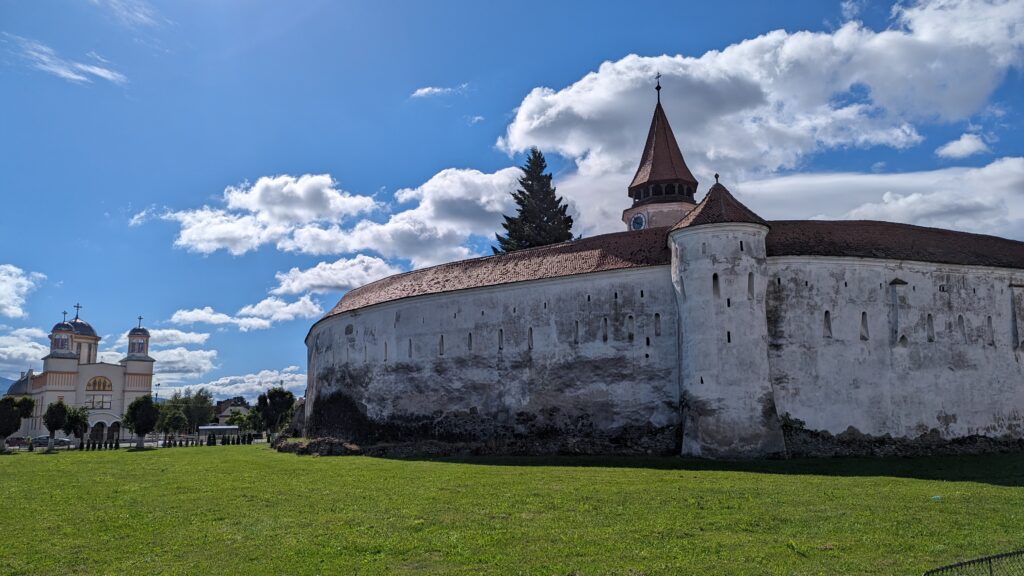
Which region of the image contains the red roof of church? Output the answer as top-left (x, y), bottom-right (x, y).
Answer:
top-left (671, 181), bottom-right (767, 230)
top-left (318, 219), bottom-right (1024, 323)
top-left (628, 100), bottom-right (698, 195)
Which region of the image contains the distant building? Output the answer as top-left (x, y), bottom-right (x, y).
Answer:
top-left (5, 308), bottom-right (154, 441)
top-left (216, 397), bottom-right (250, 424)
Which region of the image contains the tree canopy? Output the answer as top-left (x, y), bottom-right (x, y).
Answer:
top-left (62, 405), bottom-right (90, 441)
top-left (493, 147), bottom-right (574, 254)
top-left (124, 395), bottom-right (160, 447)
top-left (0, 396), bottom-right (33, 452)
top-left (164, 388), bottom-right (215, 433)
top-left (256, 387), bottom-right (295, 433)
top-left (157, 406), bottom-right (188, 437)
top-left (43, 401), bottom-right (68, 437)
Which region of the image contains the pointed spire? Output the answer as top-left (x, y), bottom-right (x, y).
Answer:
top-left (671, 179), bottom-right (766, 231)
top-left (628, 83), bottom-right (699, 205)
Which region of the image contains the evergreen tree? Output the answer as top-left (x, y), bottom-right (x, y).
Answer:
top-left (493, 147), bottom-right (573, 253)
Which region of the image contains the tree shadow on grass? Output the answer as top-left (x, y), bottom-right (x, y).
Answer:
top-left (390, 452), bottom-right (1024, 487)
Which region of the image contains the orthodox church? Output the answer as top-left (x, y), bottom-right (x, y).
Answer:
top-left (303, 83), bottom-right (1024, 458)
top-left (5, 306), bottom-right (155, 442)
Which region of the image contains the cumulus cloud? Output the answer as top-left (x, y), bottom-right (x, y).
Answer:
top-left (175, 366), bottom-right (306, 400)
top-left (271, 255), bottom-right (401, 295)
top-left (280, 167), bottom-right (521, 267)
top-left (2, 33), bottom-right (128, 85)
top-left (170, 295), bottom-right (321, 331)
top-left (114, 328), bottom-right (210, 349)
top-left (151, 347), bottom-right (218, 383)
top-left (0, 265), bottom-right (45, 319)
top-left (735, 156), bottom-right (1024, 239)
top-left (935, 133), bottom-right (991, 158)
top-left (169, 307), bottom-right (272, 332)
top-left (498, 0), bottom-right (1024, 233)
top-left (0, 326), bottom-right (48, 378)
top-left (163, 174), bottom-right (378, 256)
top-left (411, 83), bottom-right (468, 98)
top-left (236, 295), bottom-right (322, 323)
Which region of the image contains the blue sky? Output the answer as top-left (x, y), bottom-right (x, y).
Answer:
top-left (1, 0), bottom-right (1022, 398)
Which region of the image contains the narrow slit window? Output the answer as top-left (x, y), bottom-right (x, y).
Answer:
top-left (748, 273), bottom-right (754, 300)
top-left (727, 298), bottom-right (731, 308)
top-left (602, 317), bottom-right (608, 342)
top-left (727, 331), bottom-right (731, 344)
top-left (468, 332), bottom-right (473, 351)
top-left (439, 334), bottom-right (445, 356)
top-left (860, 312), bottom-right (870, 341)
top-left (574, 320), bottom-right (579, 344)
top-left (958, 314), bottom-right (967, 343)
top-left (384, 341), bottom-right (388, 361)
top-left (823, 310), bottom-right (832, 338)
top-left (528, 327), bottom-right (534, 350)
top-left (627, 315), bottom-right (635, 342)
top-left (927, 314), bottom-right (935, 342)
top-left (498, 329), bottom-right (504, 351)
top-left (408, 338), bottom-right (413, 358)
top-left (740, 240), bottom-right (744, 252)
top-left (987, 316), bottom-right (995, 346)
top-left (645, 336), bottom-right (650, 347)
top-left (654, 313), bottom-right (662, 336)
top-left (713, 273), bottom-right (720, 298)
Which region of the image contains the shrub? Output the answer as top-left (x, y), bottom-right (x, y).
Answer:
top-left (207, 433), bottom-right (215, 446)
top-left (114, 438), bottom-right (120, 449)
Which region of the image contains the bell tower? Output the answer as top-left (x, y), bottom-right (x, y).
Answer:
top-left (623, 76), bottom-right (700, 231)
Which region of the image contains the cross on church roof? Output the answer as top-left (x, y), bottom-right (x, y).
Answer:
top-left (73, 303), bottom-right (82, 320)
top-left (655, 72), bottom-right (662, 102)
top-left (62, 310), bottom-right (67, 322)
top-left (138, 315), bottom-right (143, 328)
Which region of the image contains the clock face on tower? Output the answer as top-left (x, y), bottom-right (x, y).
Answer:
top-left (630, 212), bottom-right (647, 231)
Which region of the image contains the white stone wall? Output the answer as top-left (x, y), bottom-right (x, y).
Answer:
top-left (766, 256), bottom-right (1024, 439)
top-left (306, 267), bottom-right (682, 453)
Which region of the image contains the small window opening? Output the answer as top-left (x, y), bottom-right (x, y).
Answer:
top-left (700, 377), bottom-right (704, 385)
top-left (408, 338), bottom-right (412, 358)
top-left (528, 327), bottom-right (534, 350)
top-left (927, 314), bottom-right (935, 342)
top-left (587, 295), bottom-right (591, 302)
top-left (727, 331), bottom-right (732, 344)
top-left (777, 277), bottom-right (781, 286)
top-left (468, 332), bottom-right (473, 351)
top-left (498, 329), bottom-right (504, 351)
top-left (713, 273), bottom-right (720, 298)
top-left (602, 317), bottom-right (608, 342)
top-left (513, 306), bottom-right (516, 314)
top-left (958, 315), bottom-right (967, 343)
top-left (740, 240), bottom-right (744, 252)
top-left (748, 273), bottom-right (754, 300)
top-left (574, 320), bottom-right (579, 344)
top-left (627, 315), bottom-right (635, 342)
top-left (987, 316), bottom-right (995, 346)
top-left (384, 341), bottom-right (388, 361)
top-left (726, 298), bottom-right (731, 308)
top-left (543, 302), bottom-right (547, 309)
top-left (640, 290), bottom-right (645, 298)
top-left (614, 291), bottom-right (618, 300)
top-left (645, 336), bottom-right (650, 347)
top-left (439, 334), bottom-right (445, 356)
top-left (823, 310), bottom-right (832, 338)
top-left (860, 312), bottom-right (870, 341)
top-left (654, 313), bottom-right (662, 336)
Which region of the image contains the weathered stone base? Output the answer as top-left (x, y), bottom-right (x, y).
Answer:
top-left (782, 415), bottom-right (1024, 458)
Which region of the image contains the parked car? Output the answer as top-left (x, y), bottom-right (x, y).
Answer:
top-left (4, 437), bottom-right (26, 448)
top-left (32, 436), bottom-right (74, 447)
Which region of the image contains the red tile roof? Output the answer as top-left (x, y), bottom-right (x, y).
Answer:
top-left (326, 226), bottom-right (673, 317)
top-left (320, 220), bottom-right (1024, 321)
top-left (671, 182), bottom-right (767, 230)
top-left (628, 101), bottom-right (698, 197)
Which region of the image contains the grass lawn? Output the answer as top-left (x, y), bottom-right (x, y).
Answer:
top-left (2, 446), bottom-right (1023, 575)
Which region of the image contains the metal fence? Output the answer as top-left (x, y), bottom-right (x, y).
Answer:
top-left (925, 550), bottom-right (1024, 575)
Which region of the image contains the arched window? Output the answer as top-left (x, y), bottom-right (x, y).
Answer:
top-left (86, 377), bottom-right (112, 391)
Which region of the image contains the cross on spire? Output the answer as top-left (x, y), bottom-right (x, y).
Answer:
top-left (73, 303), bottom-right (82, 320)
top-left (62, 310), bottom-right (67, 322)
top-left (715, 173), bottom-right (720, 184)
top-left (655, 72), bottom-right (662, 103)
top-left (137, 315), bottom-right (144, 328)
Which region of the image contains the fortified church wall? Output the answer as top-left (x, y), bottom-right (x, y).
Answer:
top-left (304, 86), bottom-right (1024, 458)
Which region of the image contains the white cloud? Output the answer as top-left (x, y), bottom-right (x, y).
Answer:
top-left (280, 167), bottom-right (521, 267)
top-left (163, 174), bottom-right (378, 256)
top-left (237, 295), bottom-right (322, 323)
top-left (151, 347), bottom-right (218, 383)
top-left (0, 326), bottom-right (48, 378)
top-left (169, 307), bottom-right (272, 332)
top-left (173, 366), bottom-right (306, 401)
top-left (467, 115), bottom-right (485, 125)
top-left (841, 0), bottom-right (865, 20)
top-left (0, 265), bottom-right (45, 319)
top-left (2, 34), bottom-right (128, 85)
top-left (735, 156), bottom-right (1024, 240)
top-left (936, 133), bottom-right (991, 158)
top-left (271, 255), bottom-right (401, 295)
top-left (498, 0), bottom-right (1024, 233)
top-left (411, 83), bottom-right (468, 98)
top-left (114, 328), bottom-right (210, 349)
top-left (128, 206), bottom-right (156, 227)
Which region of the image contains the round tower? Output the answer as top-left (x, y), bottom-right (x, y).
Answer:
top-left (668, 178), bottom-right (785, 458)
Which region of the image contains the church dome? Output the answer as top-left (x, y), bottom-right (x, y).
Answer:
top-left (6, 374), bottom-right (29, 396)
top-left (128, 326), bottom-right (150, 337)
top-left (51, 321), bottom-right (74, 333)
top-left (69, 318), bottom-right (97, 337)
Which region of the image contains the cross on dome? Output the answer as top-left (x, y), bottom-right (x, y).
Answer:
top-left (73, 302), bottom-right (82, 320)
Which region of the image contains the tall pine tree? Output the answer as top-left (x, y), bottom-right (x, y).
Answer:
top-left (493, 147), bottom-right (574, 253)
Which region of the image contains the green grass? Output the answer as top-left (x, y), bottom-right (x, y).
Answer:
top-left (2, 446), bottom-right (1023, 575)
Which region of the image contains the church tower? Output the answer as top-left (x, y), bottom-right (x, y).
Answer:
top-left (668, 179), bottom-right (785, 458)
top-left (622, 78), bottom-right (699, 231)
